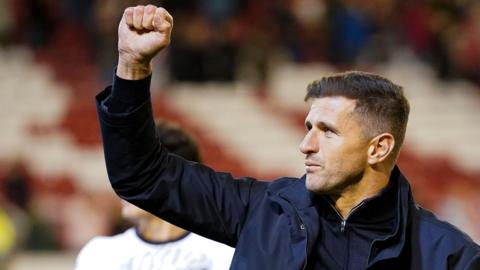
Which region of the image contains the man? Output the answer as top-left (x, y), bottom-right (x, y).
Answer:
top-left (76, 122), bottom-right (234, 269)
top-left (96, 5), bottom-right (480, 269)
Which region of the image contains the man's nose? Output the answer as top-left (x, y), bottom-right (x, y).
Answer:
top-left (299, 131), bottom-right (319, 154)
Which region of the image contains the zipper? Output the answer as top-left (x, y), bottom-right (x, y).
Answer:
top-left (327, 200), bottom-right (366, 270)
top-left (328, 201), bottom-right (366, 233)
top-left (340, 220), bottom-right (346, 232)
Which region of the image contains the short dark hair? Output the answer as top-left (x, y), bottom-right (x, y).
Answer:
top-left (304, 71), bottom-right (410, 158)
top-left (155, 121), bottom-right (201, 162)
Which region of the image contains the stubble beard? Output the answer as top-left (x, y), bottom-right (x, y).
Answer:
top-left (306, 169), bottom-right (364, 196)
top-left (305, 172), bottom-right (332, 194)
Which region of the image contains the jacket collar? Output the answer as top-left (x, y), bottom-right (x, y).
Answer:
top-left (277, 176), bottom-right (315, 210)
top-left (277, 166), bottom-right (414, 265)
top-left (367, 166), bottom-right (413, 266)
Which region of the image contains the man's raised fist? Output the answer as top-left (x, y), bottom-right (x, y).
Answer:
top-left (117, 5), bottom-right (173, 79)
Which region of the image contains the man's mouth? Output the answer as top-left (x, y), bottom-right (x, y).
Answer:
top-left (305, 160), bottom-right (321, 173)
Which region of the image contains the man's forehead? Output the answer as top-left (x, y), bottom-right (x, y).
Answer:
top-left (307, 97), bottom-right (357, 118)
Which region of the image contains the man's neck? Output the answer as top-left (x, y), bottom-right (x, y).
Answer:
top-left (137, 218), bottom-right (188, 242)
top-left (331, 169), bottom-right (390, 219)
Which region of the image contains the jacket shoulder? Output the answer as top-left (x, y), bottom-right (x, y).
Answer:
top-left (414, 206), bottom-right (479, 251)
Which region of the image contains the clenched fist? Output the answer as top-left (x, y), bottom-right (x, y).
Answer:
top-left (117, 5), bottom-right (173, 80)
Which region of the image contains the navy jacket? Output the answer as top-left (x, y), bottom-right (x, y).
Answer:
top-left (96, 85), bottom-right (480, 270)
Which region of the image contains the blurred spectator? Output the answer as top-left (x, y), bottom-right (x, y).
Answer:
top-left (62, 0), bottom-right (95, 26)
top-left (425, 0), bottom-right (459, 79)
top-left (355, 0), bottom-right (399, 64)
top-left (290, 0), bottom-right (328, 62)
top-left (91, 0), bottom-right (123, 82)
top-left (0, 205), bottom-right (16, 270)
top-left (400, 0), bottom-right (433, 56)
top-left (1, 163), bottom-right (56, 251)
top-left (75, 121), bottom-right (234, 269)
top-left (168, 12), bottom-right (238, 82)
top-left (9, 0), bottom-right (61, 49)
top-left (200, 0), bottom-right (240, 23)
top-left (0, 0), bottom-right (13, 45)
top-left (326, 0), bottom-right (373, 64)
top-left (452, 1), bottom-right (480, 84)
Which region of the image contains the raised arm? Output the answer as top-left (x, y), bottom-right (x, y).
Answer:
top-left (96, 5), bottom-right (267, 247)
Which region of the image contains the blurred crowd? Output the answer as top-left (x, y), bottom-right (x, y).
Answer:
top-left (1, 0), bottom-right (480, 262)
top-left (1, 0), bottom-right (480, 85)
top-left (0, 161), bottom-right (122, 267)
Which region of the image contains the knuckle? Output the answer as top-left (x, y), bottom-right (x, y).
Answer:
top-left (145, 4), bottom-right (156, 10)
top-left (134, 5), bottom-right (144, 13)
top-left (156, 7), bottom-right (167, 15)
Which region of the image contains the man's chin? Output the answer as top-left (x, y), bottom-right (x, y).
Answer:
top-left (305, 176), bottom-right (327, 193)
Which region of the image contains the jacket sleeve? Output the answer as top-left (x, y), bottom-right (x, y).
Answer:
top-left (95, 83), bottom-right (266, 247)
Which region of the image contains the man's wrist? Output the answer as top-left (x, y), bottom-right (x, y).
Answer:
top-left (108, 71), bottom-right (151, 113)
top-left (116, 57), bottom-right (152, 80)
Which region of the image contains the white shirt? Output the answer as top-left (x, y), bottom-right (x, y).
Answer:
top-left (75, 228), bottom-right (234, 270)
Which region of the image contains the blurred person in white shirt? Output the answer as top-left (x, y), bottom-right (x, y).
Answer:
top-left (75, 122), bottom-right (234, 270)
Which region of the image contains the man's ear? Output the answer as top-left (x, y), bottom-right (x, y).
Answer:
top-left (367, 133), bottom-right (395, 165)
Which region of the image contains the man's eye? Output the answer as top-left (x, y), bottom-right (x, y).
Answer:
top-left (324, 129), bottom-right (334, 137)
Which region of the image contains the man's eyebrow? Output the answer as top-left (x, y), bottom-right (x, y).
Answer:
top-left (304, 119), bottom-right (340, 134)
top-left (318, 121), bottom-right (339, 133)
